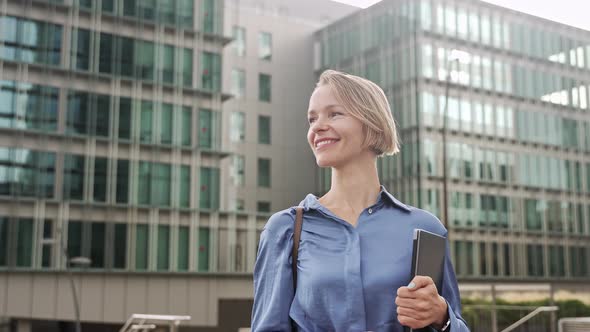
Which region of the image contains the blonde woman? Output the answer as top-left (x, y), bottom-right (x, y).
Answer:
top-left (252, 70), bottom-right (469, 332)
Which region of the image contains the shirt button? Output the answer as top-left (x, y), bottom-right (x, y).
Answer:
top-left (368, 208), bottom-right (373, 214)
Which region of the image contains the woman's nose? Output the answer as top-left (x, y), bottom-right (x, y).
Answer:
top-left (311, 117), bottom-right (328, 132)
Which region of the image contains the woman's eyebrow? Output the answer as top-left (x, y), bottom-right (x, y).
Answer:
top-left (308, 105), bottom-right (343, 114)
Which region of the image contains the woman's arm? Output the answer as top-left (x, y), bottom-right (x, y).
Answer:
top-left (251, 213), bottom-right (295, 332)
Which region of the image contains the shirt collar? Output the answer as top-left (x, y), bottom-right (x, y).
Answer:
top-left (299, 185), bottom-right (411, 213)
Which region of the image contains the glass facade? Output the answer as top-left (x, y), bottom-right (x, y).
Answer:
top-left (71, 29), bottom-right (193, 87)
top-left (315, 0), bottom-right (590, 280)
top-left (0, 0), bottom-right (257, 275)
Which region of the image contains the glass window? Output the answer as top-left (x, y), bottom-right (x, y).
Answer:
top-left (181, 106), bottom-right (192, 146)
top-left (161, 103), bottom-right (173, 145)
top-left (258, 32), bottom-right (272, 61)
top-left (259, 73), bottom-right (272, 102)
top-left (480, 13), bottom-right (491, 45)
top-left (70, 28), bottom-right (92, 70)
top-left (0, 217), bottom-right (8, 266)
top-left (0, 81), bottom-right (59, 132)
top-left (161, 45), bottom-right (174, 84)
top-left (136, 41), bottom-right (155, 81)
top-left (140, 101), bottom-right (153, 143)
top-left (232, 26), bottom-right (246, 56)
top-left (178, 226), bottom-right (189, 271)
top-left (118, 97), bottom-right (132, 140)
top-left (199, 167), bottom-right (220, 210)
top-left (63, 154), bottom-right (85, 200)
top-left (182, 48), bottom-right (193, 87)
top-left (258, 115), bottom-right (271, 144)
top-left (421, 44), bottom-right (433, 78)
top-left (0, 16), bottom-right (62, 66)
top-left (180, 166), bottom-right (190, 208)
top-left (152, 163), bottom-right (171, 206)
top-left (549, 245), bottom-right (565, 277)
top-left (527, 244), bottom-right (544, 276)
top-left (230, 112), bottom-right (245, 142)
top-left (201, 0), bottom-right (217, 34)
top-left (99, 33), bottom-right (114, 74)
top-left (231, 69), bottom-right (246, 98)
top-left (116, 159), bottom-right (129, 203)
top-left (444, 5), bottom-right (456, 36)
top-left (90, 222), bottom-right (105, 268)
top-left (469, 11), bottom-right (480, 43)
top-left (258, 158), bottom-right (271, 187)
top-left (113, 223), bottom-right (127, 269)
top-left (199, 108), bottom-right (219, 149)
top-left (66, 92), bottom-right (110, 137)
top-left (198, 227), bottom-right (209, 271)
top-left (201, 52), bottom-right (221, 91)
top-left (135, 224), bottom-right (149, 270)
top-left (492, 15), bottom-right (503, 48)
top-left (157, 225), bottom-right (169, 271)
top-left (257, 201), bottom-right (271, 213)
top-left (420, 0), bottom-right (432, 30)
top-left (67, 221), bottom-right (83, 259)
top-left (232, 155), bottom-right (245, 186)
top-left (457, 8), bottom-right (468, 39)
top-left (479, 242), bottom-right (487, 275)
top-left (93, 157), bottom-right (107, 202)
top-left (178, 0), bottom-right (194, 28)
top-left (137, 162), bottom-right (151, 205)
top-left (16, 218), bottom-right (33, 267)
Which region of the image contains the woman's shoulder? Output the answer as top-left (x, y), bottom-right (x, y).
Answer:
top-left (403, 204), bottom-right (448, 236)
top-left (263, 207), bottom-right (298, 236)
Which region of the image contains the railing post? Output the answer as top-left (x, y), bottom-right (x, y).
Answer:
top-left (550, 283), bottom-right (557, 332)
top-left (491, 284), bottom-right (498, 332)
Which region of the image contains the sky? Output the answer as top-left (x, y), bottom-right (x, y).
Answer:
top-left (330, 0), bottom-right (590, 31)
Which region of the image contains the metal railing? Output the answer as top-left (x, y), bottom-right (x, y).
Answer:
top-left (120, 314), bottom-right (191, 332)
top-left (463, 304), bottom-right (558, 332)
top-left (558, 317), bottom-right (590, 332)
top-left (501, 306), bottom-right (559, 332)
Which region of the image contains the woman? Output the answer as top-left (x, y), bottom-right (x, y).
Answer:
top-left (252, 70), bottom-right (469, 332)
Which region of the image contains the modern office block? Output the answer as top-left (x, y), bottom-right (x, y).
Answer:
top-left (315, 0), bottom-right (590, 282)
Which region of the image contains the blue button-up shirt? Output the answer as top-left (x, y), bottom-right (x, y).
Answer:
top-left (252, 187), bottom-right (469, 332)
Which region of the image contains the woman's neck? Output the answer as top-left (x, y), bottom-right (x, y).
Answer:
top-left (320, 157), bottom-right (381, 213)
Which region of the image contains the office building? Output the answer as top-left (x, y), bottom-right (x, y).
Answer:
top-left (315, 0), bottom-right (590, 285)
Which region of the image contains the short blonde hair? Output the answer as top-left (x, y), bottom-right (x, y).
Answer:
top-left (316, 69), bottom-right (399, 156)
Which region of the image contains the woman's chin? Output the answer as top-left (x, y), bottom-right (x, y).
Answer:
top-left (315, 157), bottom-right (340, 168)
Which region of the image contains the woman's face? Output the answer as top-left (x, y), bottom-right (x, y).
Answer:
top-left (307, 85), bottom-right (367, 168)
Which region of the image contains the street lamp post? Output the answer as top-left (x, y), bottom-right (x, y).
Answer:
top-left (42, 233), bottom-right (91, 332)
top-left (441, 49), bottom-right (470, 229)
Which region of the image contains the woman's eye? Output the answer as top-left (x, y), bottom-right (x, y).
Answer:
top-left (308, 117), bottom-right (316, 124)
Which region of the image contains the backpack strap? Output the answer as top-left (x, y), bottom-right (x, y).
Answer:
top-left (292, 207), bottom-right (303, 291)
top-left (290, 207), bottom-right (304, 330)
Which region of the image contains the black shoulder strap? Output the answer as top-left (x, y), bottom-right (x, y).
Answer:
top-left (292, 207), bottom-right (303, 291)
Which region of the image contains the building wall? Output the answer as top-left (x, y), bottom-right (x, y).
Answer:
top-left (221, 0), bottom-right (358, 213)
